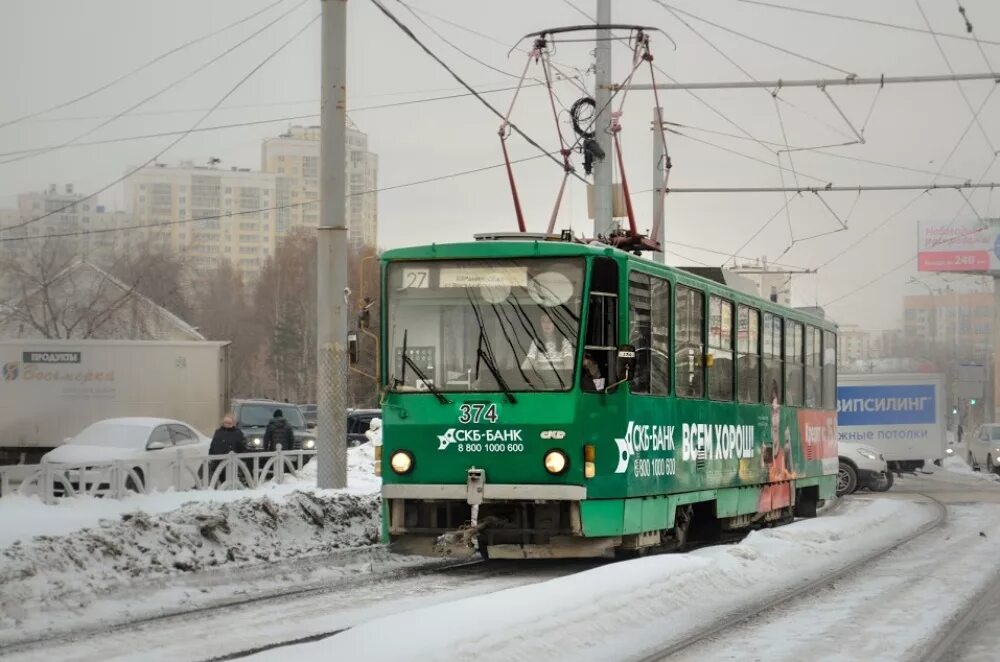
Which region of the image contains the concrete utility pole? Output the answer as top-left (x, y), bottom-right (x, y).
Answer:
top-left (592, 0), bottom-right (614, 237)
top-left (317, 0), bottom-right (348, 489)
top-left (652, 106), bottom-right (665, 263)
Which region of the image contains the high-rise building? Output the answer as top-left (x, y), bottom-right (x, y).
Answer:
top-left (126, 163), bottom-right (278, 281)
top-left (903, 291), bottom-right (993, 356)
top-left (0, 184), bottom-right (130, 263)
top-left (261, 123), bottom-right (378, 250)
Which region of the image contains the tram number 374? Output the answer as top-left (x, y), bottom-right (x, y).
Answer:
top-left (458, 403), bottom-right (499, 424)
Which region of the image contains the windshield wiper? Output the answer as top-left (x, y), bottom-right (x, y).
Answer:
top-left (395, 329), bottom-right (450, 404)
top-left (477, 347), bottom-right (517, 404)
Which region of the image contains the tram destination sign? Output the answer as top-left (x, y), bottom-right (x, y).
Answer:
top-left (917, 218), bottom-right (1000, 273)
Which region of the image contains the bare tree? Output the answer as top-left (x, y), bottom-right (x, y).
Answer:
top-left (0, 237), bottom-right (196, 340)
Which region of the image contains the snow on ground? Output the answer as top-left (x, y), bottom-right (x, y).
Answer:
top-left (673, 502), bottom-right (1000, 661)
top-left (248, 497), bottom-right (936, 662)
top-left (0, 444), bottom-right (381, 639)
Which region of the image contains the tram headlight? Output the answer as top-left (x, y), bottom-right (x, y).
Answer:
top-left (390, 450), bottom-right (414, 475)
top-left (544, 449), bottom-right (569, 475)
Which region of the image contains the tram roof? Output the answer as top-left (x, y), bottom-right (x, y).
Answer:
top-left (382, 240), bottom-right (835, 329)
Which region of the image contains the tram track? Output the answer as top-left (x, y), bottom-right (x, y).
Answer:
top-left (915, 566), bottom-right (1000, 662)
top-left (0, 546), bottom-right (479, 658)
top-left (635, 493), bottom-right (949, 662)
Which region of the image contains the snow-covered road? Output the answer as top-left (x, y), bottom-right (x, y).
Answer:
top-left (2, 560), bottom-right (599, 662)
top-left (670, 502), bottom-right (1000, 661)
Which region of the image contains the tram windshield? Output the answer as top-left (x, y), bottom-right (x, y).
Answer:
top-left (386, 257), bottom-right (585, 393)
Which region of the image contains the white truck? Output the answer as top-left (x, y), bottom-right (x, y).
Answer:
top-left (0, 340), bottom-right (230, 464)
top-left (836, 372), bottom-right (947, 473)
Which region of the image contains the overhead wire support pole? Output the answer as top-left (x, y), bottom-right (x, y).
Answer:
top-left (317, 0), bottom-right (348, 489)
top-left (623, 72), bottom-right (1000, 91)
top-left (593, 0), bottom-right (615, 236)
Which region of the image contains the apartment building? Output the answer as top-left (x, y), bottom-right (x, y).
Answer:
top-left (261, 123), bottom-right (378, 250)
top-left (126, 163), bottom-right (278, 281)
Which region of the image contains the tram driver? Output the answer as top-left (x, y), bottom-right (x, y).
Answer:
top-left (521, 312), bottom-right (573, 371)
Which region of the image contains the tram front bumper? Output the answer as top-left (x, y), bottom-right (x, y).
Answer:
top-left (381, 483), bottom-right (586, 503)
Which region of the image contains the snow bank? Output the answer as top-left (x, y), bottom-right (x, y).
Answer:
top-left (258, 498), bottom-right (934, 662)
top-left (938, 455), bottom-right (1000, 482)
top-left (0, 443), bottom-right (379, 550)
top-left (0, 490), bottom-right (380, 626)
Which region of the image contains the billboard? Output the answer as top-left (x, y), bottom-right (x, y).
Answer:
top-left (917, 218), bottom-right (1000, 272)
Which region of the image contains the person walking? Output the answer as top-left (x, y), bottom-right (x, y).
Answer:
top-left (263, 408), bottom-right (295, 452)
top-left (209, 414), bottom-right (245, 486)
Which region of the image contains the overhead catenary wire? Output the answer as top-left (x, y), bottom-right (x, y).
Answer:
top-left (0, 0), bottom-right (286, 131)
top-left (650, 0), bottom-right (857, 77)
top-left (2, 11), bottom-right (321, 234)
top-left (0, 0), bottom-right (313, 167)
top-left (733, 0), bottom-right (1000, 47)
top-left (914, 0), bottom-right (995, 154)
top-left (559, 0), bottom-right (779, 157)
top-left (367, 0), bottom-right (586, 184)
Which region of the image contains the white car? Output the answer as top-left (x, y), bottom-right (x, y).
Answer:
top-left (837, 440), bottom-right (891, 497)
top-left (41, 417), bottom-right (211, 494)
top-left (967, 424), bottom-right (1000, 475)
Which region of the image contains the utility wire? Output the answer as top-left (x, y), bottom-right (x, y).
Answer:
top-left (368, 0), bottom-right (585, 183)
top-left (0, 0), bottom-right (286, 131)
top-left (651, 1), bottom-right (856, 77)
top-left (915, 0), bottom-right (995, 154)
top-left (3, 12), bottom-right (320, 234)
top-left (815, 190), bottom-right (928, 270)
top-left (0, 154), bottom-right (550, 243)
top-left (734, 0), bottom-right (1000, 47)
top-left (0, 0), bottom-right (312, 167)
top-left (0, 83), bottom-right (546, 160)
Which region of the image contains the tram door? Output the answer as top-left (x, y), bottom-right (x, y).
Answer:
top-left (583, 257), bottom-right (619, 391)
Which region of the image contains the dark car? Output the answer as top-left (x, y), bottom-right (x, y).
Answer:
top-left (300, 404), bottom-right (317, 429)
top-left (348, 408), bottom-right (381, 446)
top-left (231, 399), bottom-right (316, 454)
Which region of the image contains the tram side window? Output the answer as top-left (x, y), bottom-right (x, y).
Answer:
top-left (585, 257), bottom-right (619, 392)
top-left (785, 320), bottom-right (804, 406)
top-left (650, 276), bottom-right (670, 395)
top-left (822, 330), bottom-right (837, 409)
top-left (737, 305), bottom-right (760, 403)
top-left (628, 272), bottom-right (652, 394)
top-left (761, 312), bottom-right (782, 404)
top-left (627, 273), bottom-right (670, 395)
top-left (805, 326), bottom-right (822, 407)
top-left (708, 296), bottom-right (734, 401)
top-left (675, 285), bottom-right (705, 398)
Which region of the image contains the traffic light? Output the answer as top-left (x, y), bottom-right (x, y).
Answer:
top-left (971, 398), bottom-right (978, 406)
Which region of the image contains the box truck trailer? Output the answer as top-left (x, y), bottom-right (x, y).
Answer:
top-left (0, 339), bottom-right (230, 463)
top-left (836, 372), bottom-right (946, 472)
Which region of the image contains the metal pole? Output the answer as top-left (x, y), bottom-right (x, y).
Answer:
top-left (994, 275), bottom-right (1000, 423)
top-left (664, 182), bottom-right (1000, 194)
top-left (593, 0), bottom-right (614, 236)
top-left (317, 0), bottom-right (348, 489)
top-left (624, 71), bottom-right (1000, 92)
top-left (652, 106), bottom-right (665, 263)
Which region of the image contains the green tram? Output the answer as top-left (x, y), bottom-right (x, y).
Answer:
top-left (376, 235), bottom-right (839, 559)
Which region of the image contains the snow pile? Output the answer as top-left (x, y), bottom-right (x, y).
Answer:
top-left (0, 489), bottom-right (380, 627)
top-left (258, 498), bottom-right (934, 662)
top-left (939, 454), bottom-right (1000, 482)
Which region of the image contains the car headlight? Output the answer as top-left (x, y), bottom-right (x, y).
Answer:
top-left (946, 447), bottom-right (955, 454)
top-left (303, 439), bottom-right (316, 450)
top-left (856, 448), bottom-right (879, 461)
top-left (390, 450), bottom-right (414, 475)
top-left (248, 437), bottom-right (262, 448)
top-left (544, 449), bottom-right (569, 475)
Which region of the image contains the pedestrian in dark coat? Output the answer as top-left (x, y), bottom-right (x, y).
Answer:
top-left (208, 414), bottom-right (246, 486)
top-left (210, 413), bottom-right (246, 454)
top-left (263, 409), bottom-right (294, 452)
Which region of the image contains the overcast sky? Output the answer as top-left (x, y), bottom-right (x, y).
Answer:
top-left (2, 0), bottom-right (1000, 330)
